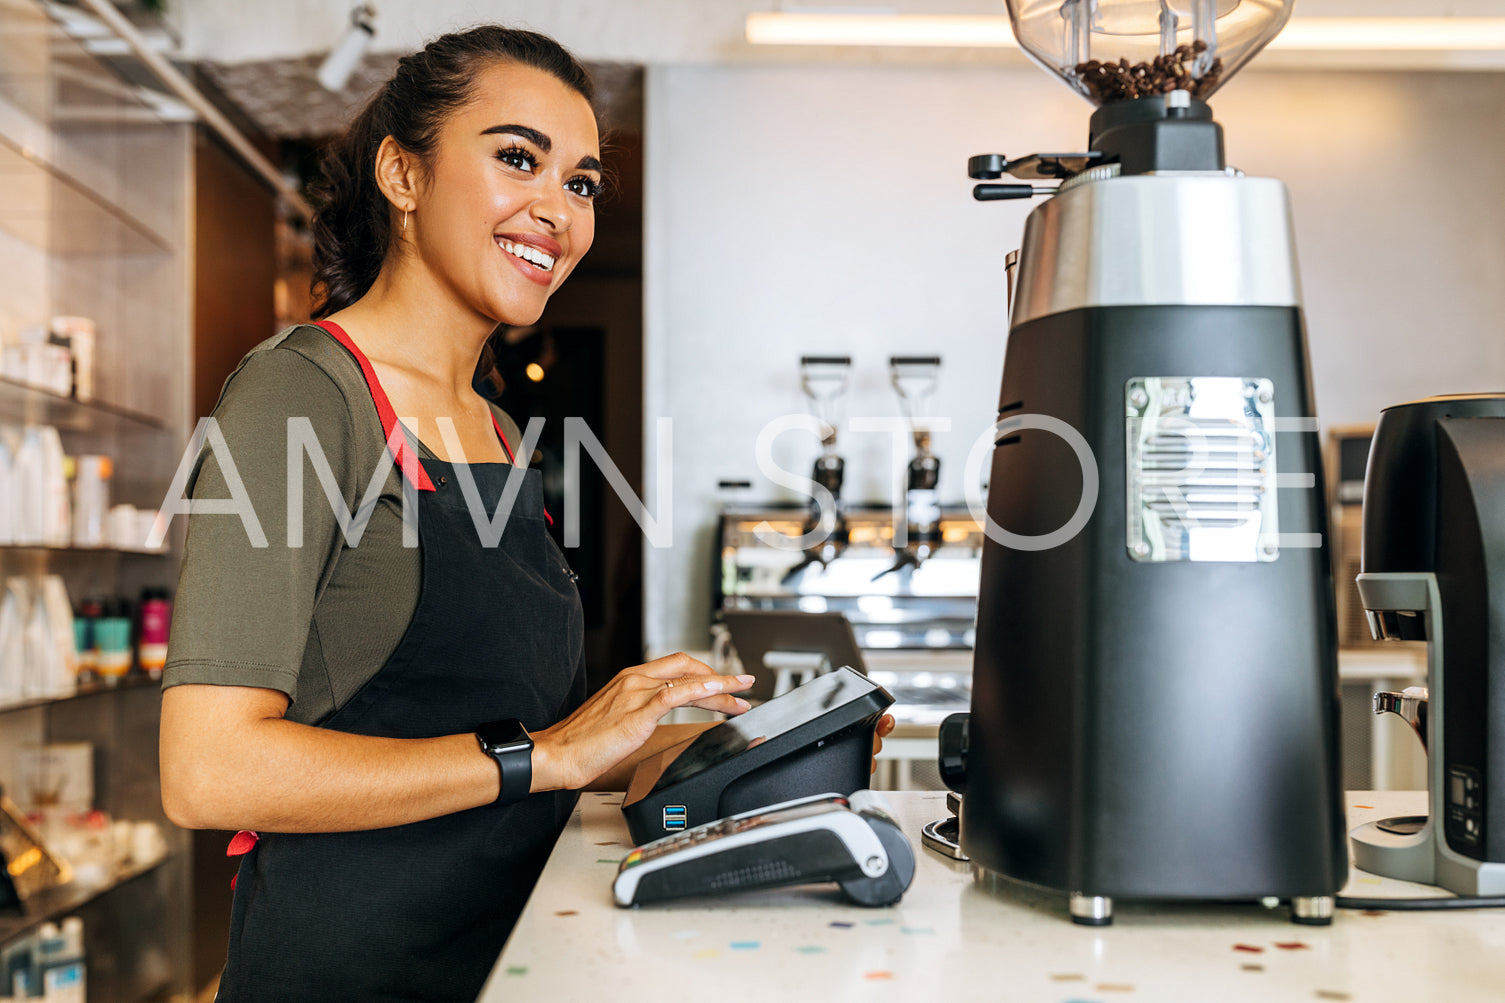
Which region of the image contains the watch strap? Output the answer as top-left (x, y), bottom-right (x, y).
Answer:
top-left (476, 719), bottom-right (533, 806)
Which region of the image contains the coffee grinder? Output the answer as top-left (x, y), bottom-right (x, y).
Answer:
top-left (782, 356), bottom-right (852, 582)
top-left (876, 356), bottom-right (943, 579)
top-left (944, 0), bottom-right (1347, 925)
top-left (1349, 394), bottom-right (1505, 896)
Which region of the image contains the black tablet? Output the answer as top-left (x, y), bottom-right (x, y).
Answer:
top-left (621, 666), bottom-right (893, 844)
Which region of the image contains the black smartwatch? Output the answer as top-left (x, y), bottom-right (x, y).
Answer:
top-left (476, 719), bottom-right (533, 805)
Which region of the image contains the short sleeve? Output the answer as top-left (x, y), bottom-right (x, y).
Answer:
top-left (162, 348), bottom-right (359, 700)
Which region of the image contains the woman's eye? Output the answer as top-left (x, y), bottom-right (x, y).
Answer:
top-left (566, 176), bottom-right (601, 199)
top-left (496, 147), bottom-right (537, 173)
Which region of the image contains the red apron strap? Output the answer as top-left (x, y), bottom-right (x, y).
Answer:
top-left (313, 321), bottom-right (552, 523)
top-left (313, 320), bottom-right (435, 492)
top-left (490, 413), bottom-right (516, 464)
top-left (484, 410), bottom-right (552, 524)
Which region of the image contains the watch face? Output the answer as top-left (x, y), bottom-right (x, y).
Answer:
top-left (478, 719), bottom-right (531, 752)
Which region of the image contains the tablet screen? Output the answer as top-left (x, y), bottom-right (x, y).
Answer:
top-left (650, 667), bottom-right (879, 793)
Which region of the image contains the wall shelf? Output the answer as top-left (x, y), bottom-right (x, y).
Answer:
top-left (0, 543), bottom-right (169, 557)
top-left (0, 0), bottom-right (193, 993)
top-left (0, 672), bottom-right (159, 717)
top-left (0, 127), bottom-right (173, 258)
top-left (0, 372), bottom-right (166, 434)
top-left (0, 850), bottom-right (171, 945)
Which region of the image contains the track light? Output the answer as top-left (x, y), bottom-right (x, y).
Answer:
top-left (317, 3), bottom-right (376, 93)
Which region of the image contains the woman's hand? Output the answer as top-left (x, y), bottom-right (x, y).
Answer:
top-left (871, 713), bottom-right (896, 774)
top-left (530, 652), bottom-right (754, 792)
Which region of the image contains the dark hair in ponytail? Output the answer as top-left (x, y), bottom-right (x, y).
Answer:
top-left (309, 26), bottom-right (596, 318)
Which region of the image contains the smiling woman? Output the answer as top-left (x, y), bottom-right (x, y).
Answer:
top-left (156, 24), bottom-right (762, 1003)
top-left (308, 27), bottom-right (600, 325)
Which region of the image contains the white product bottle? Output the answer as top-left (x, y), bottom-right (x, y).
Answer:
top-left (0, 433), bottom-right (14, 546)
top-left (37, 427), bottom-right (70, 547)
top-left (13, 428), bottom-right (44, 546)
top-left (21, 580), bottom-right (55, 700)
top-left (70, 456), bottom-right (110, 548)
top-left (38, 916), bottom-right (85, 1003)
top-left (50, 316), bottom-right (95, 403)
top-left (39, 577), bottom-right (77, 698)
top-left (0, 581), bottom-right (24, 704)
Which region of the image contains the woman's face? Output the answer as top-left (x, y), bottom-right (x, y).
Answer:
top-left (410, 61), bottom-right (600, 327)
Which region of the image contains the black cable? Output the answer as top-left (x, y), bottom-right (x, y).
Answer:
top-left (1337, 895), bottom-right (1505, 911)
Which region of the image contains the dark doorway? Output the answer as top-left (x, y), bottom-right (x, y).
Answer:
top-left (481, 66), bottom-right (646, 691)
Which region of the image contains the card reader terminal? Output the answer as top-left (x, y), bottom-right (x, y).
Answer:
top-left (613, 791), bottom-right (915, 908)
top-left (621, 666), bottom-right (893, 845)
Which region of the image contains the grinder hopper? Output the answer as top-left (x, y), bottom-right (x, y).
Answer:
top-left (1007, 0), bottom-right (1292, 106)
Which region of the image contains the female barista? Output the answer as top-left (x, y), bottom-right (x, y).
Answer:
top-left (159, 25), bottom-right (892, 1002)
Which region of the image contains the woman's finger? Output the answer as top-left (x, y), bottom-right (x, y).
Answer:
top-left (640, 651), bottom-right (718, 680)
top-left (649, 673), bottom-right (754, 712)
top-left (876, 713), bottom-right (896, 738)
top-left (648, 672), bottom-right (754, 699)
top-left (685, 693), bottom-right (752, 716)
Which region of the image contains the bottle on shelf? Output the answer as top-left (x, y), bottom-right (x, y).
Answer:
top-left (72, 598), bottom-right (102, 688)
top-left (38, 916), bottom-right (86, 1003)
top-left (69, 457), bottom-right (110, 549)
top-left (0, 434), bottom-right (12, 545)
top-left (92, 600), bottom-right (131, 686)
top-left (0, 582), bottom-right (23, 703)
top-left (136, 588), bottom-right (171, 680)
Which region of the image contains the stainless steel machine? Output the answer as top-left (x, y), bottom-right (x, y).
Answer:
top-left (939, 0), bottom-right (1346, 926)
top-left (1350, 394), bottom-right (1505, 896)
top-left (715, 503), bottom-right (980, 725)
top-left (876, 357), bottom-right (944, 578)
top-left (784, 356), bottom-right (853, 578)
top-left (714, 355), bottom-right (982, 727)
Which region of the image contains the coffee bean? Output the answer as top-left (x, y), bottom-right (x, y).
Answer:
top-left (1072, 45), bottom-right (1221, 103)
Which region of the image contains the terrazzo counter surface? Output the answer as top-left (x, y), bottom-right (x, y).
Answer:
top-left (480, 790), bottom-right (1505, 1002)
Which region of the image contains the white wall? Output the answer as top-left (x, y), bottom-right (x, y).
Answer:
top-left (643, 64), bottom-right (1505, 654)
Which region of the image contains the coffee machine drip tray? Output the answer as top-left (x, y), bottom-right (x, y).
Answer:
top-left (1126, 375), bottom-right (1290, 563)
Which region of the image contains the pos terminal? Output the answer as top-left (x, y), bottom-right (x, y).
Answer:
top-left (621, 666), bottom-right (893, 845)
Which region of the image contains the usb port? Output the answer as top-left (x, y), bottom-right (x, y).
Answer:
top-left (663, 805), bottom-right (687, 830)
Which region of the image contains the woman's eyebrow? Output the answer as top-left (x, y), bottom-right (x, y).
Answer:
top-left (482, 124), bottom-right (601, 172)
top-left (482, 124), bottom-right (551, 151)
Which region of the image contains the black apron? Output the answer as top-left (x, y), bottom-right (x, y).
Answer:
top-left (216, 322), bottom-right (586, 1002)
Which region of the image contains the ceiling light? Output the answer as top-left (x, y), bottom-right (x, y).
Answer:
top-left (745, 12), bottom-right (1014, 48)
top-left (317, 3), bottom-right (376, 93)
top-left (745, 12), bottom-right (1505, 52)
top-left (1267, 18), bottom-right (1505, 51)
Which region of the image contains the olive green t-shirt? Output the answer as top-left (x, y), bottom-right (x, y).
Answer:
top-left (161, 324), bottom-right (524, 726)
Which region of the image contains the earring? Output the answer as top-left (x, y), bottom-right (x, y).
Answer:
top-left (403, 210), bottom-right (409, 232)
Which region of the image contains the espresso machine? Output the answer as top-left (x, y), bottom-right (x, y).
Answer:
top-left (940, 0), bottom-right (1346, 925)
top-left (1349, 394), bottom-right (1505, 896)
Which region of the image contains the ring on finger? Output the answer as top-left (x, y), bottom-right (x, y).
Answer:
top-left (664, 679), bottom-right (675, 690)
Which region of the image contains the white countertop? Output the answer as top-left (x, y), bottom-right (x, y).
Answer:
top-left (481, 790), bottom-right (1505, 1003)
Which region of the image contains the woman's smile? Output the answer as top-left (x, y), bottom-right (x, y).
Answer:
top-left (495, 232), bottom-right (561, 285)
